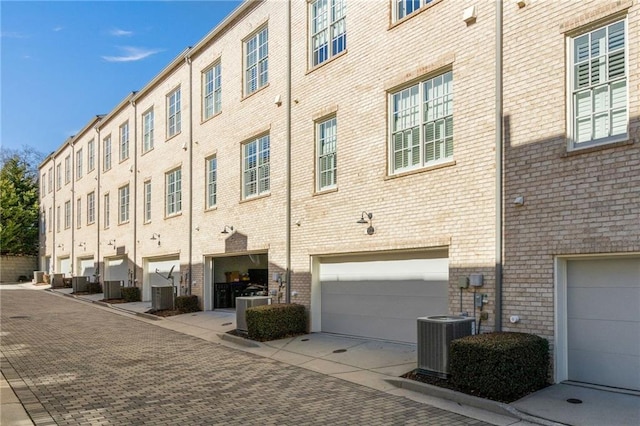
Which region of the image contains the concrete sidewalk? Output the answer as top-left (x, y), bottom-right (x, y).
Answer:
top-left (3, 282), bottom-right (639, 426)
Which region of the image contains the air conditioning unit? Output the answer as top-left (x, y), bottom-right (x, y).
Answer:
top-left (103, 281), bottom-right (122, 299)
top-left (417, 315), bottom-right (474, 378)
top-left (71, 276), bottom-right (88, 293)
top-left (236, 296), bottom-right (271, 332)
top-left (152, 285), bottom-right (175, 311)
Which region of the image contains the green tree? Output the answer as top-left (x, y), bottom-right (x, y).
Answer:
top-left (0, 148), bottom-right (43, 255)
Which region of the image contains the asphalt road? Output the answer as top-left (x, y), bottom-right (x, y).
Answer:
top-left (1, 289), bottom-right (490, 425)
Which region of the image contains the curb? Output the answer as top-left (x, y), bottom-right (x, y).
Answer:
top-left (385, 378), bottom-right (567, 426)
top-left (217, 332), bottom-right (260, 348)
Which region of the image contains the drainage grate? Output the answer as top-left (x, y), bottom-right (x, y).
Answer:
top-left (333, 349), bottom-right (347, 353)
top-left (566, 398), bottom-right (583, 404)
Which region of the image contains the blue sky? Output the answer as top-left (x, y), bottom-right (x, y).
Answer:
top-left (1, 0), bottom-right (242, 157)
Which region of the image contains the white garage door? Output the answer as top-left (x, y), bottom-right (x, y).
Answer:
top-left (144, 258), bottom-right (180, 302)
top-left (59, 257), bottom-right (71, 277)
top-left (567, 257), bottom-right (640, 391)
top-left (105, 257), bottom-right (129, 283)
top-left (320, 252), bottom-right (449, 343)
top-left (77, 258), bottom-right (95, 279)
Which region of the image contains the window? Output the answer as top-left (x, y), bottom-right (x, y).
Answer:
top-left (245, 27), bottom-right (268, 95)
top-left (56, 164), bottom-right (62, 190)
top-left (166, 168), bottom-right (182, 216)
top-left (394, 0), bottom-right (433, 21)
top-left (57, 206), bottom-right (61, 232)
top-left (243, 135), bottom-right (270, 198)
top-left (317, 117), bottom-right (337, 190)
top-left (310, 0), bottom-right (346, 67)
top-left (76, 149), bottom-right (83, 179)
top-left (118, 185), bottom-right (130, 224)
top-left (103, 193), bottom-right (110, 229)
top-left (48, 207), bottom-right (52, 233)
top-left (569, 19), bottom-right (627, 148)
top-left (64, 201), bottom-right (71, 229)
top-left (390, 71), bottom-right (453, 174)
top-left (144, 181), bottom-right (152, 223)
top-left (167, 88), bottom-right (181, 138)
top-left (87, 192), bottom-right (95, 224)
top-left (88, 139), bottom-right (95, 172)
top-left (42, 172), bottom-right (46, 195)
top-left (48, 167), bottom-right (53, 192)
top-left (120, 121), bottom-right (129, 161)
top-left (207, 156), bottom-right (217, 208)
top-left (203, 63), bottom-right (222, 120)
top-left (103, 136), bottom-right (112, 171)
top-left (143, 109), bottom-right (154, 152)
top-left (76, 198), bottom-right (82, 229)
top-left (64, 156), bottom-right (71, 184)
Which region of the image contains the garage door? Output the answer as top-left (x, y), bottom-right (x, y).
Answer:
top-left (320, 252), bottom-right (449, 343)
top-left (144, 258), bottom-right (180, 302)
top-left (77, 258), bottom-right (95, 279)
top-left (105, 257), bottom-right (129, 283)
top-left (567, 257), bottom-right (640, 391)
top-left (59, 257), bottom-right (71, 276)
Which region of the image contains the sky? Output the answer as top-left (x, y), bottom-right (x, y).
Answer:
top-left (1, 0), bottom-right (242, 157)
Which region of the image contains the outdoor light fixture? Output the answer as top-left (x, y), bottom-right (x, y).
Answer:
top-left (356, 211), bottom-right (375, 235)
top-left (57, 243), bottom-right (64, 249)
top-left (151, 233), bottom-right (161, 246)
top-left (78, 242), bottom-right (86, 250)
top-left (221, 225), bottom-right (234, 235)
top-left (107, 239), bottom-right (116, 246)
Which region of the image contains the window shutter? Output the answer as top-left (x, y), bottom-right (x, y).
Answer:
top-left (394, 132), bottom-right (404, 169)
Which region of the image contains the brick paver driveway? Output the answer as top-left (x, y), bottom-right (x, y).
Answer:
top-left (1, 290), bottom-right (490, 425)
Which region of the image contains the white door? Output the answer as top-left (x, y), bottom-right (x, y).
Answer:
top-left (566, 257), bottom-right (640, 391)
top-left (77, 258), bottom-right (95, 279)
top-left (59, 257), bottom-right (72, 277)
top-left (105, 257), bottom-right (129, 283)
top-left (320, 252), bottom-right (449, 343)
top-left (144, 258), bottom-right (180, 302)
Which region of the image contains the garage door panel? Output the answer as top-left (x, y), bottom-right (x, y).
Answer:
top-left (568, 350), bottom-right (640, 390)
top-left (322, 279), bottom-right (448, 298)
top-left (568, 287), bottom-right (640, 322)
top-left (567, 258), bottom-right (640, 287)
top-left (322, 313), bottom-right (422, 343)
top-left (322, 293), bottom-right (448, 319)
top-left (568, 319), bottom-right (640, 356)
top-left (78, 258), bottom-right (95, 278)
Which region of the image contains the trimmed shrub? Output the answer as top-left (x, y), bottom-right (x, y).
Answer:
top-left (121, 286), bottom-right (141, 302)
top-left (87, 282), bottom-right (102, 294)
top-left (176, 295), bottom-right (200, 313)
top-left (246, 303), bottom-right (307, 341)
top-left (450, 332), bottom-right (549, 402)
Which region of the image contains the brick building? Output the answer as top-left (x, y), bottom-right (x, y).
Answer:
top-left (38, 0), bottom-right (639, 391)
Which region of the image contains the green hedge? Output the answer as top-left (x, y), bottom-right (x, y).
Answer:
top-left (176, 295), bottom-right (200, 313)
top-left (121, 287), bottom-right (141, 302)
top-left (246, 303), bottom-right (307, 341)
top-left (450, 332), bottom-right (549, 402)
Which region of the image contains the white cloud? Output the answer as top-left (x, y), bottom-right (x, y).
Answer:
top-left (53, 26), bottom-right (64, 32)
top-left (110, 28), bottom-right (134, 37)
top-left (1, 31), bottom-right (28, 39)
top-left (102, 46), bottom-right (163, 62)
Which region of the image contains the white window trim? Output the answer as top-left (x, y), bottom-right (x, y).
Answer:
top-left (87, 192), bottom-right (95, 225)
top-left (103, 136), bottom-right (112, 171)
top-left (242, 135), bottom-right (270, 199)
top-left (88, 139), bottom-right (95, 172)
top-left (64, 200), bottom-right (71, 229)
top-left (566, 18), bottom-right (628, 151)
top-left (143, 108), bottom-right (154, 153)
top-left (118, 185), bottom-right (130, 224)
top-left (244, 26), bottom-right (269, 96)
top-left (316, 117), bottom-right (337, 191)
top-left (203, 62), bottom-right (222, 120)
top-left (166, 168), bottom-right (182, 217)
top-left (167, 88), bottom-right (181, 138)
top-left (76, 198), bottom-right (82, 229)
top-left (103, 193), bottom-right (110, 229)
top-left (76, 149), bottom-right (83, 180)
top-left (309, 0), bottom-right (346, 67)
top-left (120, 121), bottom-right (130, 161)
top-left (393, 0), bottom-right (434, 22)
top-left (64, 156), bottom-right (71, 184)
top-left (207, 156), bottom-right (217, 208)
top-left (144, 181), bottom-right (152, 223)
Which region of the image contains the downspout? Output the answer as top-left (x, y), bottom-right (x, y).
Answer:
top-left (71, 141), bottom-right (75, 276)
top-left (494, 0), bottom-right (503, 332)
top-left (130, 95), bottom-right (138, 286)
top-left (95, 126), bottom-right (101, 280)
top-left (52, 157), bottom-right (57, 274)
top-left (285, 0), bottom-right (292, 304)
top-left (186, 53), bottom-right (194, 296)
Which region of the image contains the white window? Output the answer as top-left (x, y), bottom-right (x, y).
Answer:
top-left (143, 109), bottom-right (154, 152)
top-left (310, 0), bottom-right (346, 67)
top-left (57, 205), bottom-right (61, 232)
top-left (104, 193), bottom-right (110, 229)
top-left (569, 19), bottom-right (627, 149)
top-left (76, 149), bottom-right (83, 179)
top-left (243, 135), bottom-right (270, 199)
top-left (87, 192), bottom-right (95, 224)
top-left (64, 200), bottom-right (71, 229)
top-left (144, 181), bottom-right (152, 223)
top-left (166, 168), bottom-right (182, 216)
top-left (207, 156), bottom-right (217, 208)
top-left (88, 139), bottom-right (95, 172)
top-left (394, 0), bottom-right (433, 21)
top-left (390, 71), bottom-right (453, 174)
top-left (48, 166), bottom-right (53, 191)
top-left (42, 172), bottom-right (46, 195)
top-left (120, 121), bottom-right (129, 161)
top-left (64, 156), bottom-right (71, 184)
top-left (317, 117), bottom-right (337, 190)
top-left (203, 63), bottom-right (222, 120)
top-left (118, 185), bottom-right (130, 224)
top-left (76, 198), bottom-right (82, 229)
top-left (245, 27), bottom-right (268, 95)
top-left (48, 207), bottom-right (52, 233)
top-left (56, 164), bottom-right (61, 190)
top-left (167, 88), bottom-right (181, 138)
top-left (103, 136), bottom-right (112, 171)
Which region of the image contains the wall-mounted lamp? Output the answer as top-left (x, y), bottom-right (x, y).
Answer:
top-left (356, 211), bottom-right (375, 235)
top-left (221, 225), bottom-right (234, 235)
top-left (513, 196), bottom-right (525, 206)
top-left (151, 233), bottom-right (161, 246)
top-left (107, 239), bottom-right (116, 247)
top-left (78, 242), bottom-right (86, 250)
top-left (57, 243), bottom-right (64, 249)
